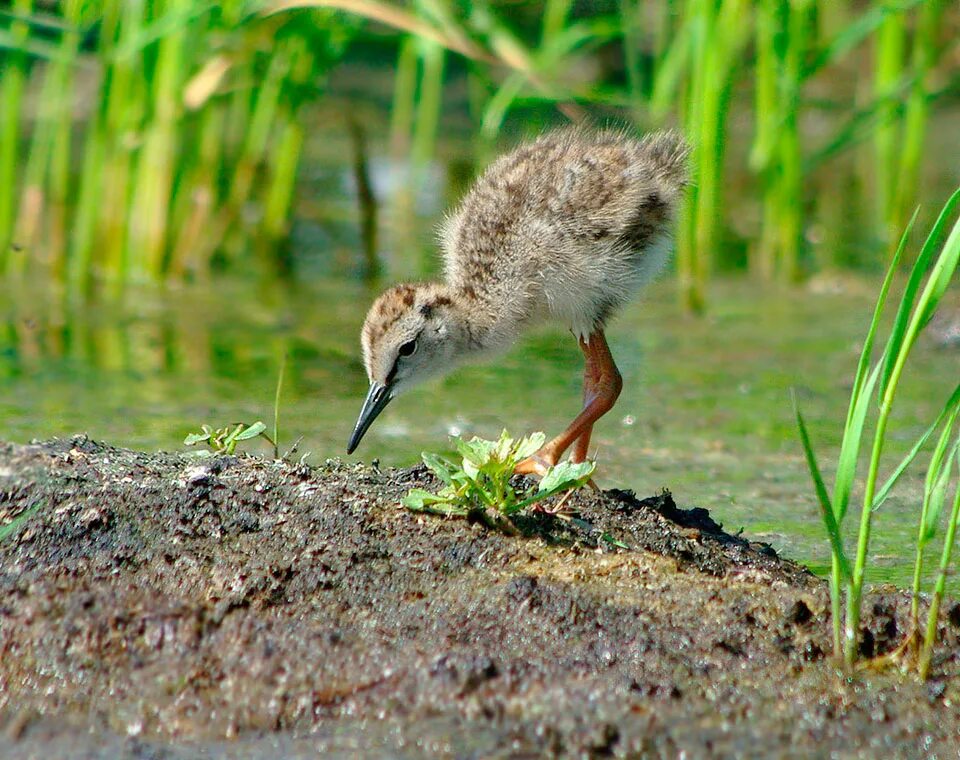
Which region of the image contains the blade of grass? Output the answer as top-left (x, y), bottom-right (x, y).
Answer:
top-left (846, 188), bottom-right (960, 667)
top-left (919, 446), bottom-right (960, 680)
top-left (880, 189), bottom-right (960, 399)
top-left (793, 391), bottom-right (851, 581)
top-left (910, 406), bottom-right (960, 631)
top-left (874, 382), bottom-right (960, 510)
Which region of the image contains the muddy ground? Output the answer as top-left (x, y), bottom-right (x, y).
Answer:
top-left (0, 437), bottom-right (958, 759)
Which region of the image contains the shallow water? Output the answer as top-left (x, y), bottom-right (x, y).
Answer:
top-left (2, 273), bottom-right (957, 588)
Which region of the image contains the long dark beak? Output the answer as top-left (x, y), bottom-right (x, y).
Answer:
top-left (346, 382), bottom-right (393, 454)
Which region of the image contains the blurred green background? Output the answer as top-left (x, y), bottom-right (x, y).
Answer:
top-left (1, 0), bottom-right (959, 584)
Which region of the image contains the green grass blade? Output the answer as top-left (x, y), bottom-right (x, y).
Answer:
top-left (0, 500), bottom-right (44, 542)
top-left (421, 452), bottom-right (457, 486)
top-left (922, 440), bottom-right (958, 543)
top-left (805, 0), bottom-right (922, 79)
top-left (919, 448), bottom-right (960, 680)
top-left (873, 382), bottom-right (960, 510)
top-left (925, 404), bottom-right (960, 495)
top-left (273, 354), bottom-right (286, 458)
top-left (916, 201), bottom-right (960, 331)
top-left (846, 207), bottom-right (917, 424)
top-left (793, 391), bottom-right (851, 580)
top-left (834, 362), bottom-right (882, 522)
top-left (880, 188), bottom-right (960, 398)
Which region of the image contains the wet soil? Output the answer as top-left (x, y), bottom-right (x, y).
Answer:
top-left (1, 437), bottom-right (959, 758)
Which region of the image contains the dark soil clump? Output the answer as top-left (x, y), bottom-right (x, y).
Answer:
top-left (1, 437), bottom-right (958, 758)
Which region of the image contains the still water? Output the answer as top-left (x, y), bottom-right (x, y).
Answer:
top-left (2, 272), bottom-right (957, 588)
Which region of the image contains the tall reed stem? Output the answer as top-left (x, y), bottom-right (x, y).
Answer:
top-left (872, 3), bottom-right (906, 242)
top-left (892, 0), bottom-right (945, 240)
top-left (0, 0), bottom-right (34, 267)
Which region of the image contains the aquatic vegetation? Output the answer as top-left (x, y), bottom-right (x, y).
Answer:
top-left (1, 1), bottom-right (955, 308)
top-left (403, 430), bottom-right (595, 521)
top-left (0, 2), bottom-right (359, 291)
top-left (794, 187), bottom-right (960, 671)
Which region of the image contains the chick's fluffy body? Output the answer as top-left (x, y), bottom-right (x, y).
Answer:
top-left (439, 128), bottom-right (689, 344)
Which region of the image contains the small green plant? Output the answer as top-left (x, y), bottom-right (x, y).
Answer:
top-left (0, 499), bottom-right (45, 543)
top-left (403, 431), bottom-right (595, 521)
top-left (184, 421), bottom-right (273, 456)
top-left (794, 187), bottom-right (960, 673)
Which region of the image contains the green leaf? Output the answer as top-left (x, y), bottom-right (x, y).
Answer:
top-left (421, 452), bottom-right (457, 486)
top-left (849, 207), bottom-right (916, 418)
top-left (600, 532), bottom-right (630, 550)
top-left (235, 421), bottom-right (267, 440)
top-left (0, 500), bottom-right (44, 542)
top-left (456, 436), bottom-right (495, 467)
top-left (834, 362), bottom-right (882, 521)
top-left (793, 392), bottom-right (850, 581)
top-left (492, 429), bottom-right (514, 462)
top-left (880, 188), bottom-right (960, 400)
top-left (513, 431), bottom-right (546, 462)
top-left (402, 489), bottom-right (466, 515)
top-left (874, 382), bottom-right (960, 510)
top-left (184, 432), bottom-right (211, 446)
top-left (539, 460), bottom-right (595, 492)
top-left (915, 193), bottom-right (960, 331)
top-left (922, 441), bottom-right (958, 543)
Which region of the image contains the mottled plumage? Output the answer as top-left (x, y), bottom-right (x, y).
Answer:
top-left (348, 127), bottom-right (689, 466)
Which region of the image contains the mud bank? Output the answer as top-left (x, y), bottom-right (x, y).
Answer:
top-left (0, 437), bottom-right (958, 758)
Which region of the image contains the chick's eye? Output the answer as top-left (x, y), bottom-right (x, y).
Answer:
top-left (398, 339), bottom-right (417, 357)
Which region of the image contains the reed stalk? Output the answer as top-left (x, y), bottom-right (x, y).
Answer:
top-left (99, 0), bottom-right (146, 292)
top-left (263, 35), bottom-right (314, 241)
top-left (619, 0), bottom-right (645, 118)
top-left (12, 0), bottom-right (83, 280)
top-left (677, 0), bottom-right (748, 312)
top-left (168, 96), bottom-right (225, 278)
top-left (226, 42), bottom-right (289, 218)
top-left (46, 0), bottom-right (84, 283)
top-left (892, 0), bottom-right (946, 242)
top-left (410, 37), bottom-right (445, 171)
top-left (128, 0), bottom-right (191, 281)
top-left (749, 0), bottom-right (778, 281)
top-left (68, 0), bottom-right (121, 293)
top-left (0, 0), bottom-right (33, 269)
top-left (872, 3), bottom-right (906, 243)
top-left (389, 36), bottom-right (419, 158)
top-left (751, 0), bottom-right (814, 283)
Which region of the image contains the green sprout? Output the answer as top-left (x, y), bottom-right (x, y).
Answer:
top-left (402, 430), bottom-right (595, 521)
top-left (183, 421), bottom-right (274, 456)
top-left (794, 186), bottom-right (960, 672)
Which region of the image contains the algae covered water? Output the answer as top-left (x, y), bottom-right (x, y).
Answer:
top-left (2, 274), bottom-right (956, 588)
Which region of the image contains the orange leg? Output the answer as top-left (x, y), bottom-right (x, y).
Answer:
top-left (516, 330), bottom-right (622, 476)
top-left (571, 340), bottom-right (601, 463)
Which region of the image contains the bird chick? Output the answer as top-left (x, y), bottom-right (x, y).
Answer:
top-left (347, 127), bottom-right (689, 473)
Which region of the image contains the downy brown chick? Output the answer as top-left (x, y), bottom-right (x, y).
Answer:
top-left (347, 127), bottom-right (689, 475)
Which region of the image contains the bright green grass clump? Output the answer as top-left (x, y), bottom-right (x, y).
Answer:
top-left (794, 187), bottom-right (960, 675)
top-left (403, 430), bottom-right (594, 519)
